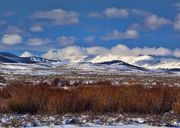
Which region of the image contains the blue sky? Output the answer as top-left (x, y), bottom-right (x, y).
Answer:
top-left (0, 0), bottom-right (180, 59)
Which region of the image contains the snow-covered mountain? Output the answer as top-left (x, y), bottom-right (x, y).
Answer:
top-left (25, 56), bottom-right (61, 64)
top-left (96, 60), bottom-right (147, 71)
top-left (0, 52), bottom-right (180, 71)
top-left (0, 52), bottom-right (34, 63)
top-left (0, 52), bottom-right (62, 64)
top-left (62, 61), bottom-right (146, 75)
top-left (132, 56), bottom-right (180, 69)
top-left (90, 54), bottom-right (180, 70)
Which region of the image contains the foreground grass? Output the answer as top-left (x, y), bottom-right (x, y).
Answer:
top-left (0, 82), bottom-right (179, 115)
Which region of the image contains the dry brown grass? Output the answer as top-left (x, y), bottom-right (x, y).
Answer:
top-left (173, 103), bottom-right (180, 114)
top-left (6, 82), bottom-right (54, 114)
top-left (0, 82), bottom-right (179, 115)
top-left (172, 89), bottom-right (180, 114)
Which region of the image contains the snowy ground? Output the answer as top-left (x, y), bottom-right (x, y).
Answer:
top-left (0, 63), bottom-right (180, 88)
top-left (29, 124), bottom-right (169, 128)
top-left (0, 114), bottom-right (179, 128)
top-left (0, 63), bottom-right (179, 76)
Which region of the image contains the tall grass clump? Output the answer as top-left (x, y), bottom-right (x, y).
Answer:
top-left (0, 82), bottom-right (179, 114)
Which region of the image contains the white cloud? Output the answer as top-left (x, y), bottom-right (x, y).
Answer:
top-left (104, 7), bottom-right (129, 18)
top-left (101, 29), bottom-right (139, 40)
top-left (27, 38), bottom-right (50, 46)
top-left (173, 49), bottom-right (180, 57)
top-left (174, 13), bottom-right (180, 30)
top-left (84, 36), bottom-right (95, 43)
top-left (1, 34), bottom-right (22, 45)
top-left (32, 9), bottom-right (79, 25)
top-left (30, 25), bottom-right (43, 32)
top-left (129, 47), bottom-right (171, 56)
top-left (145, 15), bottom-right (171, 30)
top-left (42, 50), bottom-right (59, 59)
top-left (89, 8), bottom-right (151, 19)
top-left (85, 47), bottom-right (109, 55)
top-left (42, 44), bottom-right (177, 62)
top-left (57, 36), bottom-right (76, 46)
top-left (43, 46), bottom-right (86, 62)
top-left (111, 44), bottom-right (131, 56)
top-left (88, 8), bottom-right (171, 31)
top-left (89, 7), bottom-right (129, 19)
top-left (20, 51), bottom-right (33, 57)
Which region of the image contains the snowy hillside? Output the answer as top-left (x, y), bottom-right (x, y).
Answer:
top-left (0, 52), bottom-right (180, 72)
top-left (0, 52), bottom-right (33, 63)
top-left (90, 55), bottom-right (180, 70)
top-left (0, 52), bottom-right (62, 65)
top-left (133, 56), bottom-right (180, 69)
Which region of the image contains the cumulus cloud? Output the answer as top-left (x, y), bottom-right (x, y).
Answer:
top-left (128, 47), bottom-right (171, 56)
top-left (42, 50), bottom-right (59, 60)
top-left (85, 47), bottom-right (109, 55)
top-left (173, 49), bottom-right (180, 57)
top-left (43, 46), bottom-right (86, 62)
top-left (101, 29), bottom-right (139, 40)
top-left (27, 38), bottom-right (50, 46)
top-left (89, 8), bottom-right (172, 31)
top-left (57, 36), bottom-right (76, 46)
top-left (89, 8), bottom-right (151, 19)
top-left (89, 7), bottom-right (129, 19)
top-left (84, 36), bottom-right (96, 43)
top-left (20, 51), bottom-right (33, 57)
top-left (104, 7), bottom-right (129, 18)
top-left (145, 15), bottom-right (171, 30)
top-left (1, 34), bottom-right (22, 45)
top-left (30, 25), bottom-right (43, 32)
top-left (42, 44), bottom-right (179, 62)
top-left (110, 45), bottom-right (172, 57)
top-left (32, 9), bottom-right (79, 25)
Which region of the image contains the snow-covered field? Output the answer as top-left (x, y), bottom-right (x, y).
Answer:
top-left (0, 62), bottom-right (180, 88)
top-left (29, 124), bottom-right (169, 128)
top-left (0, 114), bottom-right (179, 128)
top-left (0, 62), bottom-right (179, 76)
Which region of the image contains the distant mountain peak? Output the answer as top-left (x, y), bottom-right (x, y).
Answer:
top-left (0, 52), bottom-right (180, 70)
top-left (0, 52), bottom-right (61, 64)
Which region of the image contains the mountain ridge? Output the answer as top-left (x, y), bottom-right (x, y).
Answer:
top-left (0, 52), bottom-right (61, 64)
top-left (0, 52), bottom-right (180, 70)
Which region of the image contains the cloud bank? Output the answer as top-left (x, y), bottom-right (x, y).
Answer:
top-left (42, 44), bottom-right (179, 62)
